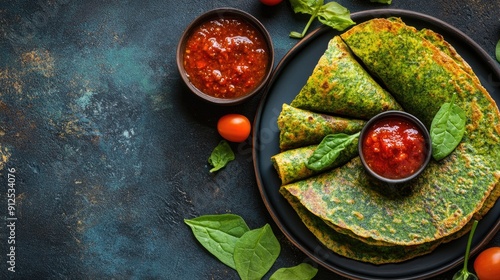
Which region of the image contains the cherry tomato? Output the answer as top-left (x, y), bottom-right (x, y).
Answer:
top-left (474, 247), bottom-right (500, 280)
top-left (217, 114), bottom-right (251, 143)
top-left (260, 0), bottom-right (283, 6)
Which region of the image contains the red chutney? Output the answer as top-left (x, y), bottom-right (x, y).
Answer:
top-left (361, 118), bottom-right (427, 179)
top-left (183, 17), bottom-right (269, 98)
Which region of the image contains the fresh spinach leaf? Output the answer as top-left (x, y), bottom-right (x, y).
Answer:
top-left (317, 2), bottom-right (357, 31)
top-left (306, 132), bottom-right (360, 171)
top-left (289, 0), bottom-right (354, 39)
top-left (370, 0), bottom-right (392, 4)
top-left (208, 140), bottom-right (235, 172)
top-left (234, 224), bottom-right (281, 280)
top-left (269, 263), bottom-right (318, 280)
top-left (289, 0), bottom-right (320, 15)
top-left (430, 94), bottom-right (466, 161)
top-left (184, 214), bottom-right (250, 269)
top-left (496, 39), bottom-right (500, 63)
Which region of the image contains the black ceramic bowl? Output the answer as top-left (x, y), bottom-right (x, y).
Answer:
top-left (358, 110), bottom-right (432, 185)
top-left (176, 8), bottom-right (274, 105)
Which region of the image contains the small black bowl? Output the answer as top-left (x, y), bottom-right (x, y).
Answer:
top-left (358, 111), bottom-right (432, 186)
top-left (176, 8), bottom-right (274, 105)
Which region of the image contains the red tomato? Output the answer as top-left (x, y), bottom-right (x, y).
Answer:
top-left (260, 0), bottom-right (283, 6)
top-left (474, 247), bottom-right (500, 280)
top-left (217, 114), bottom-right (251, 143)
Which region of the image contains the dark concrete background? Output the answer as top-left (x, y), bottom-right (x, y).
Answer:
top-left (0, 0), bottom-right (499, 279)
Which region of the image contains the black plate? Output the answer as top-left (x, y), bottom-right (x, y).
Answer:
top-left (252, 9), bottom-right (500, 280)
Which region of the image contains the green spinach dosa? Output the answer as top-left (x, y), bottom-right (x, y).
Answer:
top-left (341, 18), bottom-right (500, 138)
top-left (281, 184), bottom-right (489, 264)
top-left (283, 153), bottom-right (498, 246)
top-left (290, 36), bottom-right (401, 119)
top-left (277, 104), bottom-right (365, 150)
top-left (281, 18), bottom-right (500, 246)
top-left (272, 138), bottom-right (358, 185)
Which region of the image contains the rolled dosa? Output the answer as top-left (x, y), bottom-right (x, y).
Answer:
top-left (272, 137), bottom-right (358, 185)
top-left (277, 104), bottom-right (365, 150)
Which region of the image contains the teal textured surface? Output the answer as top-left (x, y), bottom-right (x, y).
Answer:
top-left (1, 1), bottom-right (499, 279)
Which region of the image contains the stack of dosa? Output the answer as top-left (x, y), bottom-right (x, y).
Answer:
top-left (273, 17), bottom-right (500, 264)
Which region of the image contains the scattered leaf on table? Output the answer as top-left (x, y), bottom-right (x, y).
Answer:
top-left (234, 224), bottom-right (281, 280)
top-left (208, 140), bottom-right (235, 172)
top-left (184, 214), bottom-right (250, 269)
top-left (269, 263), bottom-right (318, 280)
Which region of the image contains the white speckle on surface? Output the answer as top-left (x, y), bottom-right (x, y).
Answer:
top-left (76, 91), bottom-right (96, 109)
top-left (122, 129), bottom-right (134, 138)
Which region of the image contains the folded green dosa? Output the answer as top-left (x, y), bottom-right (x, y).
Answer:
top-left (290, 36), bottom-right (402, 119)
top-left (283, 152), bottom-right (498, 246)
top-left (282, 185), bottom-right (491, 263)
top-left (280, 186), bottom-right (442, 263)
top-left (341, 18), bottom-right (500, 136)
top-left (417, 28), bottom-right (479, 83)
top-left (281, 185), bottom-right (485, 264)
top-left (277, 104), bottom-right (365, 150)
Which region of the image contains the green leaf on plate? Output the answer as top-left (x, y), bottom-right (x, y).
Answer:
top-left (184, 214), bottom-right (250, 269)
top-left (430, 94), bottom-right (466, 161)
top-left (306, 132), bottom-right (360, 171)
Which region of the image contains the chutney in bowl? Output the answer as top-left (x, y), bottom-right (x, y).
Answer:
top-left (358, 111), bottom-right (432, 185)
top-left (177, 8), bottom-right (274, 105)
